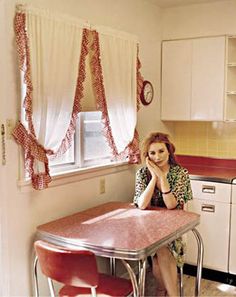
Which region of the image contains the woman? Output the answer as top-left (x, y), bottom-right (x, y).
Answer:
top-left (133, 132), bottom-right (192, 297)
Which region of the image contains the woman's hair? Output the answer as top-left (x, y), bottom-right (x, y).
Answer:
top-left (141, 132), bottom-right (178, 165)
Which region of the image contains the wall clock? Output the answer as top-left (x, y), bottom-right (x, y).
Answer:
top-left (140, 80), bottom-right (154, 106)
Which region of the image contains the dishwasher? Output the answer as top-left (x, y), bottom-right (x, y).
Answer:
top-left (185, 179), bottom-right (231, 272)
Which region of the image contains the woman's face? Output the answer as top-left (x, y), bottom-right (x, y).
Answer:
top-left (148, 142), bottom-right (169, 167)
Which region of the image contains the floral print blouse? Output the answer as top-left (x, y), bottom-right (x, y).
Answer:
top-left (133, 164), bottom-right (193, 267)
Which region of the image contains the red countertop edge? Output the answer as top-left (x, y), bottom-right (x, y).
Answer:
top-left (175, 155), bottom-right (236, 182)
top-left (176, 155), bottom-right (236, 169)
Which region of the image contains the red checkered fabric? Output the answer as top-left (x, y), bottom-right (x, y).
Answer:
top-left (13, 12), bottom-right (141, 190)
top-left (12, 122), bottom-right (53, 190)
top-left (14, 12), bottom-right (90, 190)
top-left (89, 30), bottom-right (141, 164)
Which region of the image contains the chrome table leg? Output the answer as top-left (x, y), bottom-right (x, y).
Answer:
top-left (121, 259), bottom-right (139, 297)
top-left (138, 259), bottom-right (147, 296)
top-left (110, 257), bottom-right (116, 275)
top-left (192, 228), bottom-right (204, 297)
top-left (33, 255), bottom-right (39, 297)
top-left (179, 265), bottom-right (184, 297)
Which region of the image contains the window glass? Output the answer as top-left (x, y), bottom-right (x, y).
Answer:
top-left (49, 111), bottom-right (115, 173)
top-left (49, 142), bottom-right (75, 167)
top-left (83, 112), bottom-right (111, 165)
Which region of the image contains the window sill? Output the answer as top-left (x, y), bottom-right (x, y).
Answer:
top-left (18, 161), bottom-right (132, 192)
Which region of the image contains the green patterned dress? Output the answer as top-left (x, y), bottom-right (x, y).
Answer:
top-left (133, 164), bottom-right (193, 267)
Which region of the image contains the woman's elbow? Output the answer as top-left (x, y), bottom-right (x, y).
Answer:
top-left (137, 201), bottom-right (148, 210)
top-left (166, 201), bottom-right (178, 210)
top-left (166, 204), bottom-right (176, 210)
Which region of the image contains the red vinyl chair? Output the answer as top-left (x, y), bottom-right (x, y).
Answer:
top-left (34, 240), bottom-right (133, 297)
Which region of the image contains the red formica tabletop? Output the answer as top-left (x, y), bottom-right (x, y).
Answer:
top-left (37, 201), bottom-right (200, 260)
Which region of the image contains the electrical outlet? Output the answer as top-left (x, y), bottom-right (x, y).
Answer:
top-left (100, 178), bottom-right (105, 194)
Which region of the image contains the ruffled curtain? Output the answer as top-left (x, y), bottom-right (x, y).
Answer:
top-left (13, 5), bottom-right (142, 190)
top-left (97, 27), bottom-right (138, 152)
top-left (90, 29), bottom-right (142, 163)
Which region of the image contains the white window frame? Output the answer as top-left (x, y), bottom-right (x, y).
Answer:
top-left (18, 111), bottom-right (129, 191)
top-left (49, 111), bottom-right (120, 175)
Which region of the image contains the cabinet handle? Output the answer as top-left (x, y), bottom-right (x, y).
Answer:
top-left (201, 204), bottom-right (215, 213)
top-left (202, 185), bottom-right (215, 194)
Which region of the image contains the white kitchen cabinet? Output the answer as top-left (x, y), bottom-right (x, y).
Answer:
top-left (186, 180), bottom-right (231, 272)
top-left (225, 36), bottom-right (236, 121)
top-left (161, 40), bottom-right (192, 120)
top-left (161, 36), bottom-right (225, 121)
top-left (229, 184), bottom-right (236, 274)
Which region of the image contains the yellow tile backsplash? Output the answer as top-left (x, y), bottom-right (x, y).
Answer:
top-left (172, 122), bottom-right (236, 159)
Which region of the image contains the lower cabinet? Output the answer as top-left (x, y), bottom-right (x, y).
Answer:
top-left (185, 180), bottom-right (231, 272)
top-left (229, 185), bottom-right (236, 274)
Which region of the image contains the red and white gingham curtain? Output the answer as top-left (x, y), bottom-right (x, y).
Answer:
top-left (13, 5), bottom-right (142, 190)
top-left (89, 29), bottom-right (142, 164)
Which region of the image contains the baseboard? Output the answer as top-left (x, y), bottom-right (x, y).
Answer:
top-left (183, 264), bottom-right (236, 286)
top-left (121, 262), bottom-right (236, 287)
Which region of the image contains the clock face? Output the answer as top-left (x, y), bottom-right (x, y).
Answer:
top-left (144, 83), bottom-right (153, 103)
top-left (141, 81), bottom-right (154, 105)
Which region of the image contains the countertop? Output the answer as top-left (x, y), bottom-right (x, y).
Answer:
top-left (176, 155), bottom-right (236, 184)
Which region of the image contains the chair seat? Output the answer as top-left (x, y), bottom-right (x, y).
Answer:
top-left (59, 273), bottom-right (133, 296)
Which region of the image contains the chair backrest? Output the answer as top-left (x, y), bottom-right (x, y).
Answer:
top-left (34, 240), bottom-right (99, 288)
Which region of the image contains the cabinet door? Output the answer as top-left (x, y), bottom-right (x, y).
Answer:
top-left (191, 179), bottom-right (231, 204)
top-left (229, 204), bottom-right (236, 274)
top-left (191, 37), bottom-right (225, 120)
top-left (161, 40), bottom-right (192, 120)
top-left (229, 185), bottom-right (236, 273)
top-left (225, 37), bottom-right (236, 121)
top-left (186, 199), bottom-right (230, 272)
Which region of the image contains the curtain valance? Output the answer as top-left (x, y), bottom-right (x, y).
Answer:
top-left (13, 5), bottom-right (143, 190)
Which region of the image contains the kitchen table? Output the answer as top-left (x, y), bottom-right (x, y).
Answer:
top-left (34, 201), bottom-right (203, 297)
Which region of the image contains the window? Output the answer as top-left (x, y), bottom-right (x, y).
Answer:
top-left (15, 9), bottom-right (139, 189)
top-left (20, 70), bottom-right (126, 180)
top-left (49, 111), bottom-right (119, 174)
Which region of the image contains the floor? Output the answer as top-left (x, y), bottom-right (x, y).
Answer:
top-left (145, 269), bottom-right (236, 296)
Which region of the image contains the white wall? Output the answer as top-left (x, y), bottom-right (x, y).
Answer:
top-left (0, 0), bottom-right (10, 295)
top-left (162, 0), bottom-right (236, 40)
top-left (0, 0), bottom-right (162, 296)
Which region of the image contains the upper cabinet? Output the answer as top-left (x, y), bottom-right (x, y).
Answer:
top-left (161, 39), bottom-right (192, 120)
top-left (225, 36), bottom-right (236, 121)
top-left (161, 36), bottom-right (226, 121)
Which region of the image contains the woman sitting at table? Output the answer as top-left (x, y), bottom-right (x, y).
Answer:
top-left (133, 132), bottom-right (193, 297)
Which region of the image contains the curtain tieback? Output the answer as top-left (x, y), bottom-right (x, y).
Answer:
top-left (12, 122), bottom-right (53, 190)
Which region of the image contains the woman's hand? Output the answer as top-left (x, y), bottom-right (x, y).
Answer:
top-left (139, 156), bottom-right (177, 210)
top-left (146, 157), bottom-right (165, 180)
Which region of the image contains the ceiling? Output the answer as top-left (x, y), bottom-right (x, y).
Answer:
top-left (149, 0), bottom-right (228, 8)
